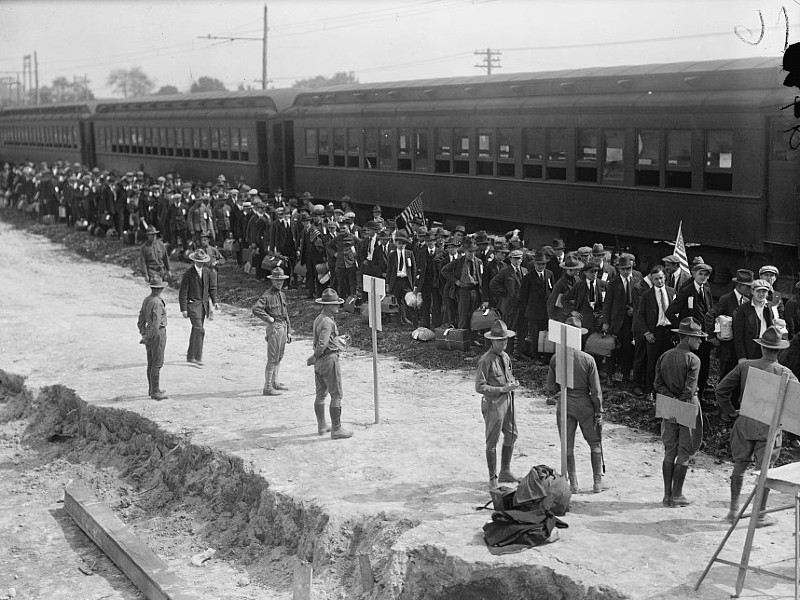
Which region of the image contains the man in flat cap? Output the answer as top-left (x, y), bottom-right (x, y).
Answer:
top-left (705, 269), bottom-right (753, 379)
top-left (733, 278), bottom-right (774, 362)
top-left (663, 254), bottom-right (691, 291)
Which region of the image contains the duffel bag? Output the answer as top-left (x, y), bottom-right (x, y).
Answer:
top-left (585, 332), bottom-right (617, 357)
top-left (471, 307), bottom-right (502, 331)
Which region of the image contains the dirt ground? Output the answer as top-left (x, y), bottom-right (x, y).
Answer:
top-left (1, 218), bottom-right (798, 599)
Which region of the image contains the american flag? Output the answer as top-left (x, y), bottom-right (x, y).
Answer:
top-left (399, 193), bottom-right (425, 234)
top-left (674, 221), bottom-right (690, 275)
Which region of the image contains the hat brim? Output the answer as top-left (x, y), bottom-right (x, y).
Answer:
top-left (148, 282), bottom-right (168, 288)
top-left (268, 274), bottom-right (289, 280)
top-left (670, 328), bottom-right (708, 337)
top-left (188, 253), bottom-right (211, 263)
top-left (484, 329), bottom-right (516, 339)
top-left (692, 264), bottom-right (713, 273)
top-left (754, 338), bottom-right (790, 349)
top-left (315, 297), bottom-right (345, 304)
top-left (146, 229), bottom-right (159, 235)
top-left (732, 278), bottom-right (753, 285)
top-left (560, 260), bottom-right (584, 270)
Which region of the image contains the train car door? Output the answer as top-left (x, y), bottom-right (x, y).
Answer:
top-left (256, 121), bottom-right (269, 191)
top-left (765, 117), bottom-right (800, 255)
top-left (80, 120), bottom-right (96, 168)
top-left (282, 120), bottom-right (295, 195)
top-left (270, 121), bottom-right (284, 195)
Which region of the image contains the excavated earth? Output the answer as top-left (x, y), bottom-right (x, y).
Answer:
top-left (0, 218), bottom-right (798, 600)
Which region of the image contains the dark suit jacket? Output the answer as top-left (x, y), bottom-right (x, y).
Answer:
top-left (386, 248), bottom-right (416, 293)
top-left (179, 266), bottom-right (217, 315)
top-left (602, 274), bottom-right (641, 334)
top-left (734, 302), bottom-right (773, 360)
top-left (706, 290), bottom-right (748, 364)
top-left (563, 277), bottom-right (604, 331)
top-left (441, 254), bottom-right (485, 302)
top-left (520, 268), bottom-right (554, 321)
top-left (414, 245), bottom-right (442, 289)
top-left (269, 219), bottom-right (295, 255)
top-left (634, 285), bottom-right (677, 337)
top-left (666, 280), bottom-right (713, 332)
top-left (357, 235), bottom-right (385, 279)
top-left (490, 265), bottom-right (527, 319)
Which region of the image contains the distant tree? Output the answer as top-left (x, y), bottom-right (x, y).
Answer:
top-left (190, 77), bottom-right (227, 93)
top-left (292, 71), bottom-right (359, 89)
top-left (237, 82), bottom-right (255, 91)
top-left (107, 67), bottom-right (154, 98)
top-left (34, 76), bottom-right (93, 104)
top-left (155, 85), bottom-right (180, 95)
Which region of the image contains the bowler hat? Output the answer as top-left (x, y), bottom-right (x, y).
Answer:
top-left (671, 317), bottom-right (707, 338)
top-left (188, 249), bottom-right (211, 263)
top-left (444, 237), bottom-right (458, 248)
top-left (484, 319), bottom-right (516, 340)
top-left (582, 260), bottom-right (600, 272)
top-left (148, 274), bottom-right (168, 288)
top-left (732, 269), bottom-right (754, 285)
top-left (560, 254), bottom-right (584, 270)
top-left (616, 256), bottom-right (634, 269)
top-left (268, 266), bottom-right (289, 280)
top-left (460, 238), bottom-right (476, 251)
top-left (754, 326), bottom-right (789, 349)
top-left (565, 316), bottom-right (589, 335)
top-left (315, 288), bottom-right (345, 305)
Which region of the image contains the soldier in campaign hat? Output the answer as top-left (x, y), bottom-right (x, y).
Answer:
top-left (137, 275), bottom-right (169, 401)
top-left (252, 267), bottom-right (293, 396)
top-left (139, 225), bottom-right (171, 283)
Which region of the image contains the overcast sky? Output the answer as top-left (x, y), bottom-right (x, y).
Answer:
top-left (0, 0), bottom-right (796, 97)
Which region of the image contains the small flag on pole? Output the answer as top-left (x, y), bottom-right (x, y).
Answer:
top-left (674, 221), bottom-right (690, 275)
top-left (399, 193), bottom-right (425, 234)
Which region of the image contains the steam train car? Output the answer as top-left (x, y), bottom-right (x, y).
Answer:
top-left (91, 89), bottom-right (298, 191)
top-left (288, 58), bottom-right (800, 275)
top-left (0, 102), bottom-right (96, 167)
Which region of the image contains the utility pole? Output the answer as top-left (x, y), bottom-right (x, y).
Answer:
top-left (22, 55), bottom-right (31, 104)
top-left (474, 48), bottom-right (502, 75)
top-left (34, 51), bottom-right (39, 104)
top-left (199, 3), bottom-right (269, 90)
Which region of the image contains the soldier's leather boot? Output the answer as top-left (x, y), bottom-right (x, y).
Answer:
top-left (662, 461), bottom-right (675, 507)
top-left (263, 367), bottom-right (281, 396)
top-left (149, 372), bottom-right (168, 401)
top-left (498, 445), bottom-right (520, 483)
top-left (314, 404), bottom-right (331, 436)
top-left (726, 473), bottom-right (743, 522)
top-left (486, 448), bottom-right (498, 489)
top-left (756, 489), bottom-right (775, 528)
top-left (567, 455), bottom-right (579, 494)
top-left (671, 464), bottom-right (692, 506)
top-left (146, 367), bottom-right (153, 397)
top-left (330, 406), bottom-right (353, 439)
top-left (591, 450), bottom-right (606, 493)
top-left (273, 365), bottom-right (288, 391)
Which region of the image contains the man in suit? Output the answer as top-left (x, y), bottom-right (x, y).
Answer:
top-left (733, 278), bottom-right (774, 362)
top-left (663, 254), bottom-right (691, 291)
top-left (386, 234), bottom-right (417, 326)
top-left (758, 265), bottom-right (784, 320)
top-left (437, 237), bottom-right (461, 326)
top-left (666, 261), bottom-right (715, 408)
top-left (441, 237), bottom-right (486, 333)
top-left (547, 238), bottom-right (566, 282)
top-left (520, 250), bottom-right (554, 363)
top-left (634, 266), bottom-right (676, 400)
top-left (179, 249), bottom-right (219, 366)
top-left (483, 241), bottom-right (509, 309)
top-left (706, 269), bottom-right (753, 378)
top-left (490, 249), bottom-right (528, 357)
top-left (414, 230), bottom-right (443, 329)
top-left (602, 255), bottom-right (640, 384)
top-left (269, 206), bottom-right (297, 278)
top-left (592, 243), bottom-right (617, 283)
top-left (564, 259), bottom-right (604, 335)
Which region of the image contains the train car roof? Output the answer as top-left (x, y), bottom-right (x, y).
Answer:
top-left (0, 102), bottom-right (96, 118)
top-left (93, 88), bottom-right (301, 115)
top-left (290, 57), bottom-right (785, 109)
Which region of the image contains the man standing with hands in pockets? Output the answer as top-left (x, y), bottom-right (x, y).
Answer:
top-left (476, 320), bottom-right (521, 490)
top-left (252, 266), bottom-right (292, 396)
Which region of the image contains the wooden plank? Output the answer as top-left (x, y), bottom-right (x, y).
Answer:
top-left (64, 481), bottom-right (199, 600)
top-left (292, 559), bottom-right (312, 600)
top-left (358, 551), bottom-right (374, 592)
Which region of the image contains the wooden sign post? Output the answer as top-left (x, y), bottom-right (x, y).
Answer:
top-left (363, 275), bottom-right (385, 424)
top-left (696, 368), bottom-right (800, 596)
top-left (548, 319), bottom-right (582, 477)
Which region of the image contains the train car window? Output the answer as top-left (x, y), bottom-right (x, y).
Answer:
top-left (378, 129), bottom-right (393, 170)
top-left (498, 129), bottom-right (515, 159)
top-left (398, 128), bottom-right (412, 171)
top-left (454, 128), bottom-right (470, 174)
top-left (318, 129), bottom-right (330, 166)
top-left (143, 127), bottom-right (151, 155)
top-left (364, 129), bottom-right (377, 169)
top-left (704, 130), bottom-right (733, 191)
top-left (305, 129), bottom-right (316, 158)
top-left (636, 129), bottom-right (660, 186)
top-left (230, 128), bottom-right (240, 161)
top-left (347, 128), bottom-right (361, 168)
top-left (239, 130), bottom-right (249, 162)
top-left (124, 127), bottom-right (131, 154)
top-left (546, 128), bottom-right (567, 180)
top-left (174, 128), bottom-right (183, 157)
top-left (603, 129), bottom-right (625, 183)
top-left (200, 129), bottom-right (210, 159)
top-left (111, 127), bottom-right (117, 153)
top-left (333, 128), bottom-right (345, 167)
top-left (666, 130), bottom-right (691, 188)
top-left (415, 130), bottom-right (430, 173)
top-left (524, 128), bottom-right (544, 179)
top-left (211, 128), bottom-right (220, 160)
top-left (477, 129), bottom-right (493, 176)
top-left (158, 128), bottom-right (167, 156)
top-left (190, 128), bottom-right (199, 158)
top-left (166, 128), bottom-right (175, 157)
top-left (770, 118), bottom-right (799, 161)
top-left (577, 129), bottom-right (598, 183)
top-left (219, 128), bottom-right (229, 160)
top-left (435, 128), bottom-right (452, 174)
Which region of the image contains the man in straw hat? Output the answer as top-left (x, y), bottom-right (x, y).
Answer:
top-left (137, 275), bottom-right (169, 401)
top-left (546, 316), bottom-right (605, 494)
top-left (252, 266), bottom-right (292, 396)
top-left (139, 225), bottom-right (171, 283)
top-left (307, 288), bottom-right (353, 439)
top-left (706, 269), bottom-right (753, 379)
top-left (179, 248), bottom-right (219, 366)
top-left (654, 317), bottom-right (706, 507)
top-left (716, 326), bottom-right (797, 524)
top-left (476, 320), bottom-right (521, 489)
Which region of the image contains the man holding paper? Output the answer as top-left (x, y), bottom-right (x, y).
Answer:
top-left (654, 317), bottom-right (706, 507)
top-left (715, 326), bottom-right (796, 524)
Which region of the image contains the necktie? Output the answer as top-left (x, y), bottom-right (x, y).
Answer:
top-left (659, 287), bottom-right (667, 317)
top-left (625, 279), bottom-right (631, 304)
top-left (589, 281), bottom-right (596, 303)
top-left (698, 285), bottom-right (706, 311)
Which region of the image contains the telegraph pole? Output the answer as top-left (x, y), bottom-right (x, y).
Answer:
top-left (474, 48), bottom-right (502, 75)
top-left (34, 51), bottom-right (39, 104)
top-left (199, 3), bottom-right (269, 90)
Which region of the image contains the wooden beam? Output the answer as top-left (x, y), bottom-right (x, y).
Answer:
top-left (64, 481), bottom-right (199, 600)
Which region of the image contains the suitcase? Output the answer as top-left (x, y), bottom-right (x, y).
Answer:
top-left (585, 332), bottom-right (617, 357)
top-left (42, 214), bottom-right (55, 225)
top-left (435, 326), bottom-right (470, 351)
top-left (471, 307), bottom-right (501, 331)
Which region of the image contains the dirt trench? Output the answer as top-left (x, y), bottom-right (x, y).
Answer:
top-left (0, 369), bottom-right (622, 600)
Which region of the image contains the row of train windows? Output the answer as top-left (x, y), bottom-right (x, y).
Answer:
top-left (303, 127), bottom-right (736, 191)
top-left (95, 126), bottom-right (251, 162)
top-left (0, 125), bottom-right (79, 148)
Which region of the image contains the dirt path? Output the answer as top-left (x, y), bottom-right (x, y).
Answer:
top-left (0, 220), bottom-right (797, 599)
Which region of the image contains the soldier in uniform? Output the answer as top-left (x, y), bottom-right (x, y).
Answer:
top-left (476, 320), bottom-right (521, 489)
top-left (139, 226), bottom-right (171, 282)
top-left (307, 288), bottom-right (353, 439)
top-left (137, 275), bottom-right (169, 401)
top-left (252, 267), bottom-right (292, 396)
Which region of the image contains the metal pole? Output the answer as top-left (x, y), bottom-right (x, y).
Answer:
top-left (262, 4), bottom-right (268, 90)
top-left (371, 277), bottom-right (379, 424)
top-left (560, 326), bottom-right (568, 477)
top-left (34, 51), bottom-right (39, 105)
